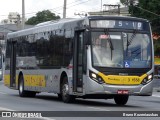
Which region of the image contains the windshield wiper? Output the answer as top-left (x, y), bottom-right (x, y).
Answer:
top-left (126, 30), bottom-right (138, 57)
top-left (127, 30), bottom-right (138, 46)
top-left (104, 29), bottom-right (114, 60)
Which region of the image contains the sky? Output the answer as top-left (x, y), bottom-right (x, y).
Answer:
top-left (0, 0), bottom-right (120, 21)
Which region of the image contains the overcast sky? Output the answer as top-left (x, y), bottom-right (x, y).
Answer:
top-left (0, 0), bottom-right (120, 21)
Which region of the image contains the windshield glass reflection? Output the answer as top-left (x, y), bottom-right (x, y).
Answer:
top-left (91, 31), bottom-right (151, 68)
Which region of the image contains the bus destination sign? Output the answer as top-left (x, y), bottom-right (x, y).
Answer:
top-left (90, 20), bottom-right (144, 30)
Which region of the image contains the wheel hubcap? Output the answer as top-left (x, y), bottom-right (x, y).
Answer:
top-left (19, 82), bottom-right (23, 93)
top-left (62, 84), bottom-right (69, 99)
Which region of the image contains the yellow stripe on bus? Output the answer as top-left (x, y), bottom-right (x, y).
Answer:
top-left (24, 75), bottom-right (46, 87)
top-left (98, 72), bottom-right (147, 85)
top-left (4, 74), bottom-right (46, 87)
top-left (4, 75), bottom-right (10, 86)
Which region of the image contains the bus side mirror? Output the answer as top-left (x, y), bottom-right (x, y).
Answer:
top-left (84, 31), bottom-right (91, 45)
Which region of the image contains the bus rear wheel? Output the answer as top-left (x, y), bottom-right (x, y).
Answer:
top-left (19, 75), bottom-right (36, 97)
top-left (114, 95), bottom-right (129, 105)
top-left (61, 77), bottom-right (75, 103)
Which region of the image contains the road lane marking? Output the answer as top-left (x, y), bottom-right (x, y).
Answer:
top-left (40, 117), bottom-right (56, 120)
top-left (0, 91), bottom-right (7, 95)
top-left (0, 107), bottom-right (15, 111)
top-left (152, 95), bottom-right (160, 98)
top-left (87, 106), bottom-right (111, 111)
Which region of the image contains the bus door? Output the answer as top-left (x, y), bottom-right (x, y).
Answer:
top-left (10, 41), bottom-right (17, 87)
top-left (73, 31), bottom-right (85, 92)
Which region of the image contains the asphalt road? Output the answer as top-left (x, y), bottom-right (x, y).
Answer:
top-left (0, 79), bottom-right (160, 120)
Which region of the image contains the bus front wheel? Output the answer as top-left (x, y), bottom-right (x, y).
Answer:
top-left (18, 75), bottom-right (36, 97)
top-left (61, 77), bottom-right (75, 103)
top-left (114, 95), bottom-right (129, 105)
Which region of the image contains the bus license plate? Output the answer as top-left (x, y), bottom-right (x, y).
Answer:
top-left (117, 90), bottom-right (129, 94)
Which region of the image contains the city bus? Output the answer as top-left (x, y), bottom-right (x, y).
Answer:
top-left (0, 33), bottom-right (5, 81)
top-left (4, 16), bottom-right (154, 105)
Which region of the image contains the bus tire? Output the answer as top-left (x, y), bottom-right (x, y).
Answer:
top-left (114, 95), bottom-right (129, 105)
top-left (18, 75), bottom-right (36, 97)
top-left (57, 94), bottom-right (62, 100)
top-left (61, 77), bottom-right (75, 103)
top-left (26, 90), bottom-right (36, 97)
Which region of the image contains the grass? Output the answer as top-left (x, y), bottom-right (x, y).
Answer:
top-left (155, 57), bottom-right (160, 64)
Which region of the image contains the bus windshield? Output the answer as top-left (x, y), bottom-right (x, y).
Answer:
top-left (91, 31), bottom-right (151, 68)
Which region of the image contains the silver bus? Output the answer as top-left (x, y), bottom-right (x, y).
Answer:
top-left (5, 16), bottom-right (154, 105)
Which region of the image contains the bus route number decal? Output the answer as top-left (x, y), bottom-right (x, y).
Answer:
top-left (131, 78), bottom-right (140, 83)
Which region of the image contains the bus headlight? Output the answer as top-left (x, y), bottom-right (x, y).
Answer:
top-left (141, 74), bottom-right (153, 85)
top-left (89, 71), bottom-right (104, 84)
top-left (148, 74), bottom-right (152, 80)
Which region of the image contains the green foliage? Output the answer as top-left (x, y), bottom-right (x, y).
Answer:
top-left (128, 0), bottom-right (160, 34)
top-left (120, 0), bottom-right (136, 6)
top-left (26, 10), bottom-right (60, 25)
top-left (120, 0), bottom-right (128, 5)
top-left (154, 40), bottom-right (160, 56)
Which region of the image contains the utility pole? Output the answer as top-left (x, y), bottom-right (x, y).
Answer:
top-left (63, 0), bottom-right (67, 18)
top-left (101, 0), bottom-right (103, 11)
top-left (22, 0), bottom-right (25, 29)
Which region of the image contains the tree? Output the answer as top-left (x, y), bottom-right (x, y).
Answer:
top-left (26, 10), bottom-right (60, 25)
top-left (127, 0), bottom-right (160, 35)
top-left (120, 0), bottom-right (130, 6)
top-left (120, 0), bottom-right (138, 6)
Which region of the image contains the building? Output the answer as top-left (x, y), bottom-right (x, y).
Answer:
top-left (1, 12), bottom-right (22, 24)
top-left (0, 24), bottom-right (34, 40)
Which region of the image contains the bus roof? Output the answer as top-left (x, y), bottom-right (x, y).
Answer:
top-left (7, 15), bottom-right (149, 39)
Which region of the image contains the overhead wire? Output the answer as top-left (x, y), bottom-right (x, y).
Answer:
top-left (134, 5), bottom-right (160, 17)
top-left (0, 0), bottom-right (93, 18)
top-left (49, 0), bottom-right (92, 16)
top-left (25, 0), bottom-right (85, 16)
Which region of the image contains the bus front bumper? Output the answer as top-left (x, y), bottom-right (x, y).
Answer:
top-left (103, 81), bottom-right (153, 96)
top-left (85, 78), bottom-right (153, 96)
